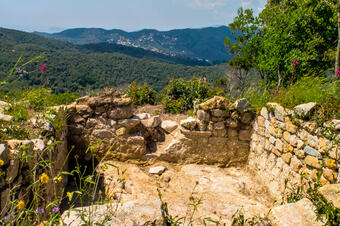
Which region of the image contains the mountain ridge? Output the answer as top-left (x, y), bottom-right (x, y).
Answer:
top-left (0, 27), bottom-right (228, 93)
top-left (34, 26), bottom-right (234, 63)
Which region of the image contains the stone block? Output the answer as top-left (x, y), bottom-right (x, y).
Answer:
top-left (269, 198), bottom-right (322, 226)
top-left (323, 169), bottom-right (337, 183)
top-left (267, 102), bottom-right (286, 122)
top-left (257, 116), bottom-right (265, 128)
top-left (286, 121), bottom-right (298, 134)
top-left (303, 146), bottom-right (321, 158)
top-left (109, 106), bottom-right (133, 120)
top-left (160, 120), bottom-right (178, 133)
top-left (92, 129), bottom-right (115, 139)
top-left (283, 131), bottom-right (291, 143)
top-left (290, 156), bottom-right (302, 172)
top-left (141, 116), bottom-right (160, 128)
top-left (305, 156), bottom-right (322, 169)
top-left (282, 153), bottom-right (293, 164)
top-left (180, 117), bottom-right (197, 131)
top-left (325, 159), bottom-right (337, 170)
top-left (211, 109), bottom-right (227, 117)
top-left (294, 102), bottom-right (317, 118)
top-left (240, 112), bottom-right (253, 124)
top-left (318, 184), bottom-right (340, 208)
top-left (275, 139), bottom-right (283, 152)
top-left (239, 130), bottom-right (251, 141)
top-left (260, 107), bottom-right (268, 120)
top-left (228, 129), bottom-right (238, 140)
top-left (197, 110), bottom-right (210, 122)
top-left (233, 98), bottom-right (252, 113)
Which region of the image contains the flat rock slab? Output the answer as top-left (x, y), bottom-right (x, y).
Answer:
top-left (160, 120), bottom-right (178, 133)
top-left (62, 161), bottom-right (274, 225)
top-left (149, 166), bottom-right (167, 175)
top-left (318, 184), bottom-right (340, 208)
top-left (269, 198), bottom-right (323, 226)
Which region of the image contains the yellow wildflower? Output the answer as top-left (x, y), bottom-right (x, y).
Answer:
top-left (121, 168), bottom-right (127, 174)
top-left (57, 176), bottom-right (63, 183)
top-left (67, 192), bottom-right (72, 198)
top-left (0, 159), bottom-right (4, 166)
top-left (40, 173), bottom-right (49, 184)
top-left (17, 200), bottom-right (25, 210)
top-left (121, 175), bottom-right (126, 181)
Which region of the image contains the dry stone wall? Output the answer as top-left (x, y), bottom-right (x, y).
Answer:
top-left (67, 93), bottom-right (255, 167)
top-left (164, 97), bottom-right (255, 166)
top-left (0, 116), bottom-right (68, 215)
top-left (249, 102), bottom-right (340, 200)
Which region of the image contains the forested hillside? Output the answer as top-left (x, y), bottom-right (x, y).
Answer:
top-left (35, 26), bottom-right (235, 63)
top-left (0, 28), bottom-right (228, 93)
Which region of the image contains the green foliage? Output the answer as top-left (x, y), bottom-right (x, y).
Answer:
top-left (227, 0), bottom-right (338, 85)
top-left (244, 76), bottom-right (340, 121)
top-left (162, 78), bottom-right (217, 113)
top-left (5, 104), bottom-right (29, 121)
top-left (0, 121), bottom-right (30, 142)
top-left (1, 88), bottom-right (79, 113)
top-left (306, 182), bottom-right (340, 226)
top-left (126, 81), bottom-right (158, 105)
top-left (231, 210), bottom-right (268, 226)
top-left (0, 27), bottom-right (228, 93)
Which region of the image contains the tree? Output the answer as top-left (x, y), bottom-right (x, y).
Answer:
top-left (226, 0), bottom-right (338, 86)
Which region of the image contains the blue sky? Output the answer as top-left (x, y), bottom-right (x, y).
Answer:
top-left (1, 0), bottom-right (266, 33)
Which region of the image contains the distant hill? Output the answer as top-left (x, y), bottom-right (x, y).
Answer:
top-left (35, 26), bottom-right (234, 63)
top-left (79, 43), bottom-right (212, 66)
top-left (0, 28), bottom-right (228, 93)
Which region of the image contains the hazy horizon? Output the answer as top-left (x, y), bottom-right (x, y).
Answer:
top-left (1, 0), bottom-right (266, 33)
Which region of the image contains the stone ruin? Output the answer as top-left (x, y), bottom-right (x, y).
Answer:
top-left (0, 91), bottom-right (339, 225)
top-left (67, 93), bottom-right (255, 167)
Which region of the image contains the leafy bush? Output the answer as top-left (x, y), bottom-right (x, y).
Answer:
top-left (0, 121), bottom-right (30, 142)
top-left (162, 77), bottom-right (219, 114)
top-left (5, 104), bottom-right (29, 121)
top-left (126, 81), bottom-right (158, 105)
top-left (244, 76), bottom-right (340, 120)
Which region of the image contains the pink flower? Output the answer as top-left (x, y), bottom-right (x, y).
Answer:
top-left (16, 67), bottom-right (21, 72)
top-left (336, 69), bottom-right (340, 76)
top-left (293, 59), bottom-right (297, 67)
top-left (41, 65), bottom-right (47, 72)
top-left (18, 73), bottom-right (23, 77)
top-left (274, 88), bottom-right (280, 94)
top-left (270, 93), bottom-right (274, 98)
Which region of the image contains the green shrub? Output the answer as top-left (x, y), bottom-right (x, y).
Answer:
top-left (162, 77), bottom-right (217, 113)
top-left (244, 76), bottom-right (340, 120)
top-left (0, 121), bottom-right (30, 142)
top-left (126, 81), bottom-right (158, 105)
top-left (5, 104), bottom-right (29, 121)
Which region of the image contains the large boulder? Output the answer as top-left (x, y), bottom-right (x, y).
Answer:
top-left (141, 116), bottom-right (161, 128)
top-left (233, 98), bottom-right (252, 113)
top-left (318, 184), bottom-right (340, 209)
top-left (180, 117), bottom-right (197, 131)
top-left (198, 96), bottom-right (230, 110)
top-left (269, 198), bottom-right (323, 226)
top-left (267, 103), bottom-right (287, 122)
top-left (160, 120), bottom-right (178, 133)
top-left (294, 102), bottom-right (317, 118)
